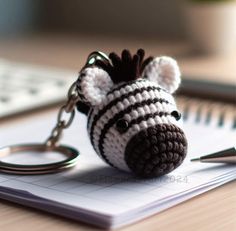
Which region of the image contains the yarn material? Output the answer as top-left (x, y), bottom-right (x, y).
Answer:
top-left (125, 123), bottom-right (187, 178)
top-left (76, 101), bottom-right (90, 115)
top-left (76, 49), bottom-right (188, 178)
top-left (142, 56), bottom-right (181, 93)
top-left (95, 49), bottom-right (153, 84)
top-left (78, 67), bottom-right (113, 106)
top-left (87, 79), bottom-right (184, 173)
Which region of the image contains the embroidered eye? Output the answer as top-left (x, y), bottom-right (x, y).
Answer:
top-left (116, 119), bottom-right (129, 133)
top-left (171, 110), bottom-right (182, 121)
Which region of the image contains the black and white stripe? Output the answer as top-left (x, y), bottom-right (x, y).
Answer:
top-left (88, 80), bottom-right (174, 135)
top-left (86, 79), bottom-right (179, 170)
top-left (75, 51), bottom-right (185, 174)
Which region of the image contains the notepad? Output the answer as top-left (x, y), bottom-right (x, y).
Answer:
top-left (0, 96), bottom-right (235, 229)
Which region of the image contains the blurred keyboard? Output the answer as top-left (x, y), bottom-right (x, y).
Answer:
top-left (0, 59), bottom-right (76, 119)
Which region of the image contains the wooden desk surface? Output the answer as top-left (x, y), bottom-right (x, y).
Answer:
top-left (0, 34), bottom-right (235, 231)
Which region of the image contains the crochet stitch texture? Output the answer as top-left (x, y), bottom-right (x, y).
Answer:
top-left (76, 49), bottom-right (187, 178)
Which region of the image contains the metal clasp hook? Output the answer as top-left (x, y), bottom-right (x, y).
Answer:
top-left (82, 51), bottom-right (110, 69)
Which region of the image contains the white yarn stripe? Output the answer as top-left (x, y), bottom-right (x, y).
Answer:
top-left (87, 79), bottom-right (172, 132)
top-left (90, 89), bottom-right (176, 156)
top-left (102, 112), bottom-right (180, 171)
top-left (88, 82), bottom-right (174, 138)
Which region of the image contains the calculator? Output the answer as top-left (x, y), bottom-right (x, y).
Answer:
top-left (0, 59), bottom-right (76, 119)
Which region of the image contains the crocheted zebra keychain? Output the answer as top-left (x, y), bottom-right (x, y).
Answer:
top-left (76, 49), bottom-right (187, 178)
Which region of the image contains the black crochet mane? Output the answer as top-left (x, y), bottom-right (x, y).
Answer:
top-left (95, 49), bottom-right (153, 84)
top-left (77, 49), bottom-right (153, 115)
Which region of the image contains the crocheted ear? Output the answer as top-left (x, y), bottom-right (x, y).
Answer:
top-left (78, 67), bottom-right (113, 106)
top-left (142, 56), bottom-right (181, 93)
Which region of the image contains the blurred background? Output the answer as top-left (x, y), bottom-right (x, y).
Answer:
top-left (0, 0), bottom-right (186, 38)
top-left (0, 0), bottom-right (235, 81)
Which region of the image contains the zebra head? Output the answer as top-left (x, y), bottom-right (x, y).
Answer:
top-left (76, 49), bottom-right (187, 178)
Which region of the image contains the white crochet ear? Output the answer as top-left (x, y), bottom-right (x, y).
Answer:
top-left (142, 56), bottom-right (181, 93)
top-left (80, 67), bottom-right (113, 106)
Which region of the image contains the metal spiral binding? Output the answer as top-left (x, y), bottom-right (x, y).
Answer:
top-left (176, 96), bottom-right (236, 130)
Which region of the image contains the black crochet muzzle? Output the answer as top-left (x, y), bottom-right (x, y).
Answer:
top-left (125, 124), bottom-right (187, 178)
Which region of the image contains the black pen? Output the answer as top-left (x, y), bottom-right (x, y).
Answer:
top-left (191, 147), bottom-right (236, 164)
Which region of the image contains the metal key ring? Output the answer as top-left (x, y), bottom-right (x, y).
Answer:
top-left (0, 143), bottom-right (79, 175)
top-left (0, 51), bottom-right (111, 175)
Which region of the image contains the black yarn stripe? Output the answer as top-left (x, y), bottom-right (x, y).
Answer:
top-left (87, 83), bottom-right (150, 131)
top-left (127, 111), bottom-right (169, 130)
top-left (87, 108), bottom-right (94, 129)
top-left (90, 86), bottom-right (170, 146)
top-left (89, 86), bottom-right (166, 140)
top-left (76, 72), bottom-right (88, 102)
top-left (97, 98), bottom-right (171, 157)
top-left (107, 79), bottom-right (146, 95)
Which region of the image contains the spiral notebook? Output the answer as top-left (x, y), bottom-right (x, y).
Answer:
top-left (0, 96), bottom-right (235, 229)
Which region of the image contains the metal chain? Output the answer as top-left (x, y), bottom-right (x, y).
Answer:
top-left (45, 51), bottom-right (110, 147)
top-left (45, 81), bottom-right (79, 147)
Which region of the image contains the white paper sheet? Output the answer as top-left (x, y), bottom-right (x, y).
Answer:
top-left (0, 103), bottom-right (235, 228)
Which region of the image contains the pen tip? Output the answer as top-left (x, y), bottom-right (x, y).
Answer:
top-left (191, 158), bottom-right (200, 162)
